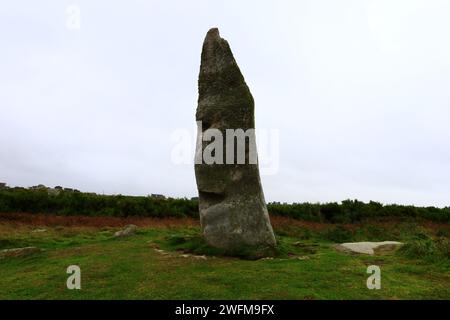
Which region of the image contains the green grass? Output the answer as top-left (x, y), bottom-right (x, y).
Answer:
top-left (0, 223), bottom-right (449, 299)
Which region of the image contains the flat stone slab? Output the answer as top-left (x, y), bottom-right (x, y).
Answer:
top-left (334, 241), bottom-right (403, 255)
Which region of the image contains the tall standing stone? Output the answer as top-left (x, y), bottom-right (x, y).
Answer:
top-left (195, 28), bottom-right (276, 252)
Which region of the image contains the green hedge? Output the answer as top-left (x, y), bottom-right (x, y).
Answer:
top-left (0, 188), bottom-right (448, 222)
top-left (267, 199), bottom-right (450, 223)
top-left (0, 188), bottom-right (198, 218)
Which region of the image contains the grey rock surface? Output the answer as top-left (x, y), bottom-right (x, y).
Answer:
top-left (334, 241), bottom-right (403, 255)
top-left (195, 28), bottom-right (276, 252)
top-left (32, 228), bottom-right (47, 233)
top-left (114, 224), bottom-right (138, 238)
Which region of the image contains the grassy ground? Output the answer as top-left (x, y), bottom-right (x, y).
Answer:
top-left (0, 214), bottom-right (449, 299)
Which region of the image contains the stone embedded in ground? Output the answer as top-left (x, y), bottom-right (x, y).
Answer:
top-left (297, 256), bottom-right (310, 260)
top-left (180, 254), bottom-right (208, 260)
top-left (114, 224), bottom-right (138, 238)
top-left (0, 247), bottom-right (42, 259)
top-left (334, 241), bottom-right (404, 255)
top-left (32, 228), bottom-right (47, 233)
top-left (154, 249), bottom-right (169, 255)
top-left (194, 28), bottom-right (276, 252)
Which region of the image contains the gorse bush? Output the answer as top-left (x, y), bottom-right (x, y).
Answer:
top-left (0, 188), bottom-right (449, 223)
top-left (398, 233), bottom-right (450, 261)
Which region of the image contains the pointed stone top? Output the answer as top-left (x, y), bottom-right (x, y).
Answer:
top-left (198, 27), bottom-right (251, 108)
top-left (200, 28), bottom-right (233, 73)
top-left (205, 27), bottom-right (220, 40)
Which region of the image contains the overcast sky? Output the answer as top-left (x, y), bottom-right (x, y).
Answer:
top-left (1, 0), bottom-right (449, 207)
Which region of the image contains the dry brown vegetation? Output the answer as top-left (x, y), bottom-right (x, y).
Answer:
top-left (0, 213), bottom-right (448, 235)
top-left (0, 213), bottom-right (199, 228)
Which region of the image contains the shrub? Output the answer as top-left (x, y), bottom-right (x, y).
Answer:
top-left (323, 225), bottom-right (354, 243)
top-left (399, 233), bottom-right (450, 261)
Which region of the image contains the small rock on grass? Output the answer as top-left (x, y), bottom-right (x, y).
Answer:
top-left (154, 249), bottom-right (169, 255)
top-left (114, 224), bottom-right (138, 238)
top-left (259, 257), bottom-right (274, 261)
top-left (0, 247), bottom-right (42, 259)
top-left (32, 229), bottom-right (47, 233)
top-left (179, 253), bottom-right (208, 260)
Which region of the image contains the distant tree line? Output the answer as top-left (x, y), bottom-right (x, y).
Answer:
top-left (0, 188), bottom-right (448, 223)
